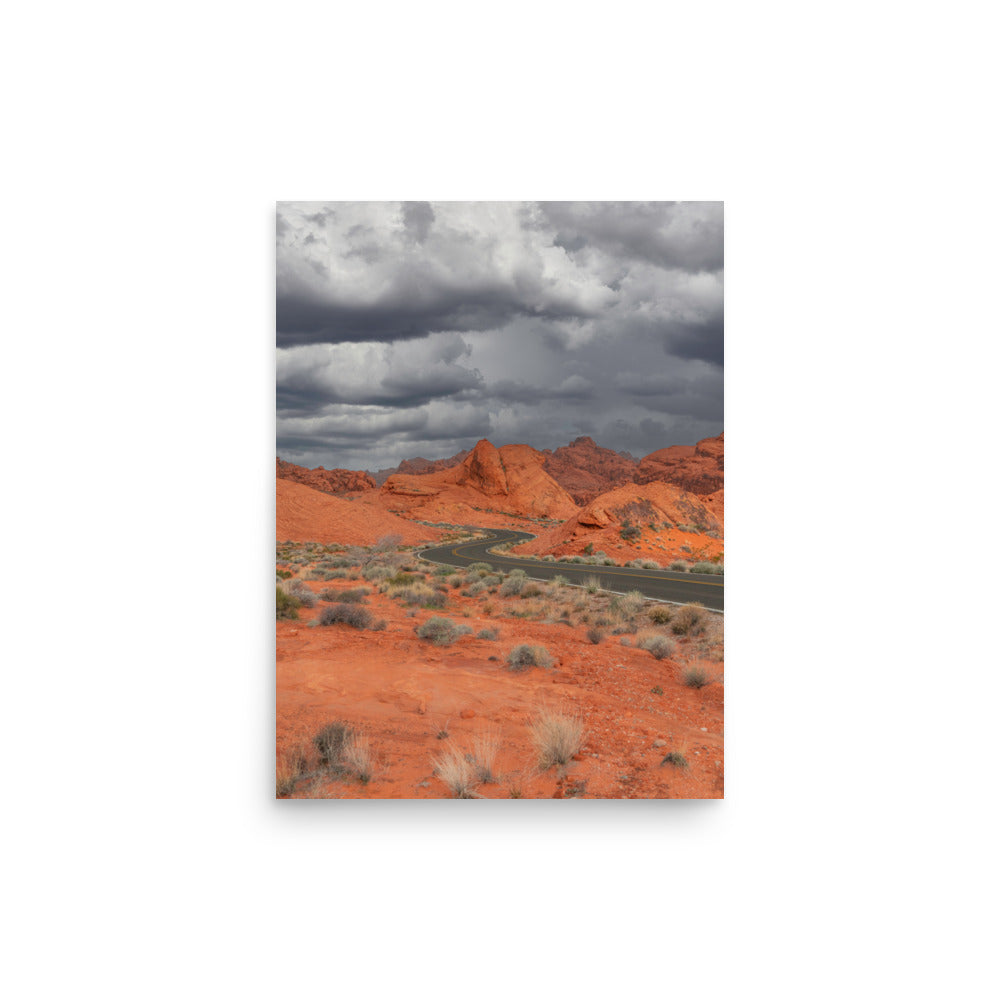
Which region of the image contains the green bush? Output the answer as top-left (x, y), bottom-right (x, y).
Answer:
top-left (416, 616), bottom-right (464, 646)
top-left (276, 585), bottom-right (301, 620)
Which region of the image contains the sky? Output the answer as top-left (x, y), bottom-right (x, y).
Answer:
top-left (276, 201), bottom-right (723, 473)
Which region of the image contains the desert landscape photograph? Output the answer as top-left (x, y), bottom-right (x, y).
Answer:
top-left (276, 200), bottom-right (724, 798)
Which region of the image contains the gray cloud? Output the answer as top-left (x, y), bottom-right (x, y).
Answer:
top-left (276, 202), bottom-right (723, 471)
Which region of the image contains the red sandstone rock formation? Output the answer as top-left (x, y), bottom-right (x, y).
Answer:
top-left (540, 436), bottom-right (639, 504)
top-left (277, 457), bottom-right (376, 495)
top-left (381, 439), bottom-right (579, 521)
top-left (635, 432), bottom-right (723, 495)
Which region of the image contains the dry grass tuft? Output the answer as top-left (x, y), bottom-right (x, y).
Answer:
top-left (471, 727), bottom-right (501, 783)
top-left (530, 708), bottom-right (584, 770)
top-left (431, 744), bottom-right (479, 798)
top-left (342, 732), bottom-right (375, 783)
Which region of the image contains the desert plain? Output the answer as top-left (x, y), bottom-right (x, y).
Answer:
top-left (276, 433), bottom-right (723, 799)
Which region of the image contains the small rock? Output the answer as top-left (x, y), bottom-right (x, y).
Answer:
top-left (700, 727), bottom-right (708, 732)
top-left (653, 739), bottom-right (667, 748)
top-left (460, 708), bottom-right (476, 720)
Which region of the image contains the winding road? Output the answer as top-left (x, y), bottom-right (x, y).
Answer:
top-left (419, 529), bottom-right (724, 612)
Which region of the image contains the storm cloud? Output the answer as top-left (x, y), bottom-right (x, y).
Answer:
top-left (276, 201), bottom-right (723, 471)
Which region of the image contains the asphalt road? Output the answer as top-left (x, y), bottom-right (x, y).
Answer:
top-left (419, 529), bottom-right (724, 612)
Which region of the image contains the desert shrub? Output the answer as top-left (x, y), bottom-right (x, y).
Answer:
top-left (671, 604), bottom-right (704, 636)
top-left (393, 583), bottom-right (446, 608)
top-left (433, 566), bottom-right (456, 577)
top-left (432, 745), bottom-right (478, 798)
top-left (611, 590), bottom-right (645, 619)
top-left (583, 542), bottom-right (593, 555)
top-left (651, 685), bottom-right (664, 696)
top-left (477, 628), bottom-right (499, 640)
top-left (286, 580), bottom-right (317, 608)
top-left (499, 575), bottom-right (525, 597)
top-left (620, 522), bottom-right (641, 541)
top-left (314, 721), bottom-right (352, 766)
top-left (335, 587), bottom-right (371, 604)
top-left (276, 586), bottom-right (301, 620)
top-left (467, 562), bottom-right (493, 573)
top-left (323, 570), bottom-right (349, 581)
top-left (361, 565), bottom-right (394, 582)
top-left (583, 575), bottom-right (601, 594)
top-left (552, 575), bottom-right (570, 587)
top-left (661, 751), bottom-right (688, 768)
top-left (692, 561), bottom-right (724, 575)
top-left (637, 634), bottom-right (675, 660)
top-left (316, 603), bottom-right (374, 629)
top-left (648, 606), bottom-right (672, 624)
top-left (520, 583), bottom-right (544, 599)
top-left (305, 569), bottom-right (328, 580)
top-left (276, 569), bottom-right (293, 580)
top-left (681, 663), bottom-right (711, 688)
top-left (586, 627), bottom-right (604, 644)
top-left (388, 572), bottom-right (423, 587)
top-left (464, 581), bottom-right (487, 597)
top-left (530, 709), bottom-right (584, 769)
top-left (416, 616), bottom-right (464, 646)
top-left (669, 560), bottom-right (690, 572)
top-left (506, 644), bottom-right (554, 671)
top-left (638, 559), bottom-right (661, 570)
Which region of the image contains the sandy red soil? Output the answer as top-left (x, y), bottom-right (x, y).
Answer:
top-left (277, 566), bottom-right (723, 799)
top-left (277, 478), bottom-right (443, 546)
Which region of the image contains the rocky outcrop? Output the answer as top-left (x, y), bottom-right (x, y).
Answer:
top-left (370, 450), bottom-right (469, 485)
top-left (514, 480), bottom-right (722, 563)
top-left (381, 439), bottom-right (579, 521)
top-left (277, 458), bottom-right (376, 495)
top-left (541, 436), bottom-right (639, 504)
top-left (635, 432), bottom-right (723, 495)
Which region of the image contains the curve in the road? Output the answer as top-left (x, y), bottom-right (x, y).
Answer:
top-left (419, 529), bottom-right (724, 612)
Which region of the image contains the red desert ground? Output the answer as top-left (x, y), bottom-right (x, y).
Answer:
top-left (276, 433), bottom-right (723, 799)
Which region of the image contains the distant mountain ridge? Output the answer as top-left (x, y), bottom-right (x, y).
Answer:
top-left (280, 431), bottom-right (723, 503)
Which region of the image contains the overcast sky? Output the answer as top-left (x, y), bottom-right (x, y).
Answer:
top-left (277, 201), bottom-right (723, 472)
